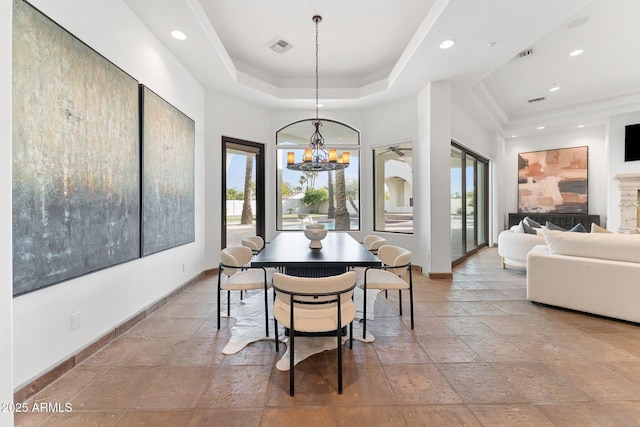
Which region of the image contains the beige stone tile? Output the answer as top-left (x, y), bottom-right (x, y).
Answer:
top-left (418, 336), bottom-right (482, 363)
top-left (383, 364), bottom-right (462, 404)
top-left (545, 361), bottom-right (640, 401)
top-left (437, 362), bottom-right (526, 404)
top-left (535, 402), bottom-right (635, 426)
top-left (373, 336), bottom-right (431, 364)
top-left (468, 404), bottom-right (553, 426)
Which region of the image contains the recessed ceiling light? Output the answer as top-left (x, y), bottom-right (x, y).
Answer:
top-left (569, 49), bottom-right (584, 56)
top-left (536, 126), bottom-right (545, 130)
top-left (578, 125), bottom-right (584, 128)
top-left (511, 135), bottom-right (517, 138)
top-left (171, 30), bottom-right (186, 40)
top-left (549, 86), bottom-right (560, 92)
top-left (439, 39), bottom-right (455, 49)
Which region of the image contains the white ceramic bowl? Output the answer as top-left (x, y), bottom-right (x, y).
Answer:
top-left (303, 228), bottom-right (328, 249)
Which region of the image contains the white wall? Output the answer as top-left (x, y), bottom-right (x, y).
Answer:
top-left (204, 92), bottom-right (272, 270)
top-left (1, 0), bottom-right (15, 423)
top-left (503, 125), bottom-right (608, 229)
top-left (607, 113), bottom-right (640, 231)
top-left (362, 98), bottom-right (418, 251)
top-left (11, 0), bottom-right (205, 389)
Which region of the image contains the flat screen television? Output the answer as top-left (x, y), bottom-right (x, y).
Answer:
top-left (625, 123), bottom-right (640, 161)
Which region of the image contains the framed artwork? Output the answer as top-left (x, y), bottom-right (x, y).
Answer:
top-left (518, 146), bottom-right (588, 214)
top-left (12, 0), bottom-right (140, 295)
top-left (141, 85), bottom-right (195, 256)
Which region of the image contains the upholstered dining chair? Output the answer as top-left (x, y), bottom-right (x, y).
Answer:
top-left (363, 234), bottom-right (386, 255)
top-left (241, 236), bottom-right (265, 255)
top-left (272, 271), bottom-right (357, 396)
top-left (358, 244), bottom-right (413, 339)
top-left (217, 246), bottom-right (270, 337)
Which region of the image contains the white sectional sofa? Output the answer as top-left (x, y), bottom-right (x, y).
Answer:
top-left (527, 229), bottom-right (640, 323)
top-left (498, 229), bottom-right (545, 269)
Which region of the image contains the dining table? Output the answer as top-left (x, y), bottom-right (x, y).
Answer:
top-left (251, 231), bottom-right (381, 277)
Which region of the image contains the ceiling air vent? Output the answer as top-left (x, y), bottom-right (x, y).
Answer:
top-left (511, 47), bottom-right (535, 62)
top-left (528, 97), bottom-right (546, 103)
top-left (266, 37), bottom-right (293, 54)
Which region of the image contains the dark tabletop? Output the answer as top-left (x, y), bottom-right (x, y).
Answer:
top-left (251, 232), bottom-right (381, 268)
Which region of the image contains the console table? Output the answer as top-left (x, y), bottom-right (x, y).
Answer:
top-left (508, 213), bottom-right (600, 229)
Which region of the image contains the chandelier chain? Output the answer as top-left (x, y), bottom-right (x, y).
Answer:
top-left (315, 16), bottom-right (319, 119)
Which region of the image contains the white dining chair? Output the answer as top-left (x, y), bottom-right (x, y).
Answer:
top-left (363, 235), bottom-right (386, 255)
top-left (241, 236), bottom-right (265, 255)
top-left (358, 245), bottom-right (414, 339)
top-left (272, 271), bottom-right (357, 396)
top-left (217, 246), bottom-right (270, 337)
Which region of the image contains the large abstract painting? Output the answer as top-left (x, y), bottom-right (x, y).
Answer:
top-left (141, 86), bottom-right (195, 256)
top-left (12, 0), bottom-right (140, 296)
top-left (518, 146), bottom-right (588, 214)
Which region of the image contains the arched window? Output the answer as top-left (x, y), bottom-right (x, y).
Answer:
top-left (276, 119), bottom-right (360, 231)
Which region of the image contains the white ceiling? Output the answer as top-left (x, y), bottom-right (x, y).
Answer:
top-left (124, 0), bottom-right (640, 138)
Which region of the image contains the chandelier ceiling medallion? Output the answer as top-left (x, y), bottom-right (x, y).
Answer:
top-left (286, 15), bottom-right (350, 172)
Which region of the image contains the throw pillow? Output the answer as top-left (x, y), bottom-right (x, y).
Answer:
top-left (545, 221), bottom-right (566, 231)
top-left (545, 221), bottom-right (587, 232)
top-left (591, 223), bottom-right (612, 234)
top-left (522, 221), bottom-right (537, 235)
top-left (524, 217), bottom-right (542, 228)
top-left (569, 223), bottom-right (587, 233)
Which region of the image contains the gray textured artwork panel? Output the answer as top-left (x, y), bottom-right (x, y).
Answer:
top-left (12, 0), bottom-right (140, 295)
top-left (141, 86), bottom-right (195, 256)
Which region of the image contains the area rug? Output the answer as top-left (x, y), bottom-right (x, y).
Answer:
top-left (221, 287), bottom-right (381, 371)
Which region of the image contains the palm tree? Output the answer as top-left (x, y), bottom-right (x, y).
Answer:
top-left (327, 171), bottom-right (335, 219)
top-left (335, 169), bottom-right (350, 229)
top-left (240, 156), bottom-right (253, 224)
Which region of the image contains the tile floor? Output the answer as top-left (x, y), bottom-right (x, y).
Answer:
top-left (15, 247), bottom-right (640, 426)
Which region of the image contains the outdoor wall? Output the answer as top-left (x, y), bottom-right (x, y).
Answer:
top-left (503, 125), bottom-right (608, 229)
top-left (607, 113), bottom-right (640, 231)
top-left (1, 0), bottom-right (15, 422)
top-left (10, 0), bottom-right (205, 389)
top-left (204, 92), bottom-right (272, 270)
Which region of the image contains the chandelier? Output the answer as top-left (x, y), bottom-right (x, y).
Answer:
top-left (286, 15), bottom-right (350, 172)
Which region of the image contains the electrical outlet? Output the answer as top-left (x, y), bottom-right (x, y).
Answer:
top-left (71, 312), bottom-right (82, 330)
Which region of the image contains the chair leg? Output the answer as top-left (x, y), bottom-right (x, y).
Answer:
top-left (274, 318), bottom-right (279, 352)
top-left (263, 286), bottom-right (269, 338)
top-left (409, 269), bottom-right (414, 330)
top-left (289, 295), bottom-right (295, 396)
top-left (217, 271), bottom-right (222, 330)
top-left (337, 299), bottom-right (343, 394)
top-left (227, 290), bottom-right (231, 317)
top-left (362, 284), bottom-right (367, 340)
top-left (349, 321), bottom-right (353, 350)
top-left (398, 289), bottom-right (403, 315)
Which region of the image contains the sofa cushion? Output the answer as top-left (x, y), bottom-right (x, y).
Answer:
top-left (542, 229), bottom-right (640, 263)
top-left (591, 223), bottom-right (612, 234)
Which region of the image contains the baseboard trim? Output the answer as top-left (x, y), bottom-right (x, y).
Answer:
top-left (13, 273), bottom-right (204, 402)
top-left (429, 272), bottom-right (453, 280)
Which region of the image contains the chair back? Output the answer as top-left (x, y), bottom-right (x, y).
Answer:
top-left (220, 246), bottom-right (252, 276)
top-left (241, 236), bottom-right (264, 251)
top-left (272, 271), bottom-right (356, 308)
top-left (363, 235), bottom-right (386, 253)
top-left (378, 245), bottom-right (412, 276)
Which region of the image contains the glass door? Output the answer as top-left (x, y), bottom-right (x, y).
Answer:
top-left (222, 137), bottom-right (264, 249)
top-left (451, 142), bottom-right (488, 265)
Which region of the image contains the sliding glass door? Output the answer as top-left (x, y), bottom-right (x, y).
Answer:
top-left (451, 142), bottom-right (488, 265)
top-left (221, 137), bottom-right (265, 249)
